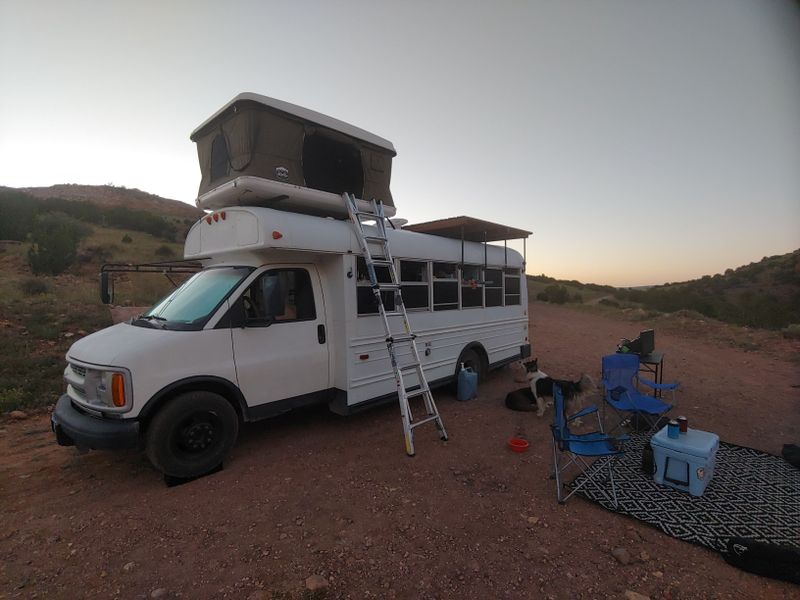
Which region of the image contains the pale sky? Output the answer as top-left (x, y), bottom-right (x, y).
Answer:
top-left (1, 0), bottom-right (798, 286)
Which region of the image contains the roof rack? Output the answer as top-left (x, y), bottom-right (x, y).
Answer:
top-left (404, 215), bottom-right (532, 269)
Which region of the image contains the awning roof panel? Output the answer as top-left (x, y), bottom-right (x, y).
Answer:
top-left (404, 216), bottom-right (532, 242)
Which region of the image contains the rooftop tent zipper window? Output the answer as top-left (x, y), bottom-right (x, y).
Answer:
top-left (302, 131), bottom-right (364, 197)
top-left (210, 134), bottom-right (230, 182)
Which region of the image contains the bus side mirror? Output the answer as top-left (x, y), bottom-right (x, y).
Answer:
top-left (100, 271), bottom-right (113, 305)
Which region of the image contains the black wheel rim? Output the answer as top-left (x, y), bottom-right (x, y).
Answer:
top-left (170, 411), bottom-right (223, 459)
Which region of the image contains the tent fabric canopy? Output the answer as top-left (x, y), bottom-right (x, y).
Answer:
top-left (404, 216), bottom-right (532, 242)
top-left (192, 93), bottom-right (395, 210)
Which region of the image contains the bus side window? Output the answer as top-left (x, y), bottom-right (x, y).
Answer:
top-left (504, 268), bottom-right (521, 305)
top-left (432, 262), bottom-right (458, 311)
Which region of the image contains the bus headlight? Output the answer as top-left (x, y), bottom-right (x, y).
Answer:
top-left (65, 363), bottom-right (132, 413)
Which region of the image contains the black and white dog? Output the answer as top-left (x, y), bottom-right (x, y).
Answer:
top-left (505, 358), bottom-right (596, 417)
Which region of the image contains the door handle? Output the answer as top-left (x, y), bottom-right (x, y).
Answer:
top-left (317, 324), bottom-right (326, 344)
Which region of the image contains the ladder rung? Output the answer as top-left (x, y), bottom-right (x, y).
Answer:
top-left (388, 334), bottom-right (416, 344)
top-left (370, 259), bottom-right (394, 266)
top-left (409, 415), bottom-right (440, 429)
top-left (399, 362), bottom-right (422, 372)
top-left (364, 235), bottom-right (387, 243)
top-left (404, 386), bottom-right (430, 399)
top-left (376, 283), bottom-right (400, 290)
top-left (383, 311), bottom-right (405, 318)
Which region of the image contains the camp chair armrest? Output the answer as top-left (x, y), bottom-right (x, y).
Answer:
top-left (639, 378), bottom-right (679, 391)
top-left (567, 405), bottom-right (598, 422)
top-left (562, 432), bottom-right (627, 444)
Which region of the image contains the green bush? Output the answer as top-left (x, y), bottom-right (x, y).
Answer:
top-left (19, 277), bottom-right (49, 295)
top-left (27, 213), bottom-right (91, 275)
top-left (781, 324), bottom-right (800, 340)
top-left (121, 234), bottom-right (133, 244)
top-left (537, 284), bottom-right (570, 304)
top-left (155, 244), bottom-right (175, 258)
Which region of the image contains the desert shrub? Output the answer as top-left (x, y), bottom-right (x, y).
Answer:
top-left (599, 298), bottom-right (620, 308)
top-left (781, 324), bottom-right (800, 339)
top-left (121, 234), bottom-right (133, 244)
top-left (571, 293), bottom-right (583, 304)
top-left (19, 277), bottom-right (50, 296)
top-left (155, 245), bottom-right (175, 258)
top-left (537, 284), bottom-right (570, 304)
top-left (27, 213), bottom-right (91, 275)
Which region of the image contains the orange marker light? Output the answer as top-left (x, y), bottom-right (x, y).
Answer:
top-left (111, 373), bottom-right (126, 407)
top-left (205, 216), bottom-right (212, 224)
top-left (220, 211), bottom-right (226, 220)
top-left (272, 231), bottom-right (283, 240)
top-left (213, 213), bottom-right (219, 222)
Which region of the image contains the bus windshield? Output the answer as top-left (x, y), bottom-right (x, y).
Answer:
top-left (136, 267), bottom-right (252, 330)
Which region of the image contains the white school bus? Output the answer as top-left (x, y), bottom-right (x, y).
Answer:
top-left (51, 207), bottom-right (530, 477)
top-left (50, 93), bottom-right (531, 477)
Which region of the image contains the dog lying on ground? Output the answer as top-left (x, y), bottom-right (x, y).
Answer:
top-left (505, 358), bottom-right (596, 418)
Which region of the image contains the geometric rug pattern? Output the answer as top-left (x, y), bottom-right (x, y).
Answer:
top-left (571, 433), bottom-right (800, 552)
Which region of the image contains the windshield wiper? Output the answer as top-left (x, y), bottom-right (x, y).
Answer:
top-left (133, 314), bottom-right (168, 329)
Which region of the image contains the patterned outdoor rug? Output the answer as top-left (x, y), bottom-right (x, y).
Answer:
top-left (571, 433), bottom-right (800, 553)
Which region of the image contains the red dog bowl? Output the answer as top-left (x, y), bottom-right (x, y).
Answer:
top-left (508, 438), bottom-right (529, 453)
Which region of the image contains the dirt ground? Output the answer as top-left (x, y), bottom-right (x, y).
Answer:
top-left (1, 302), bottom-right (798, 600)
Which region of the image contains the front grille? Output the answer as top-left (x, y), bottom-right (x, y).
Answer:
top-left (71, 364), bottom-right (86, 377)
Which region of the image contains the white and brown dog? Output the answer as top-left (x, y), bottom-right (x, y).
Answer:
top-left (506, 358), bottom-right (596, 418)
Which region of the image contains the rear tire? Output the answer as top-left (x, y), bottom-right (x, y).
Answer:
top-left (456, 347), bottom-right (486, 384)
top-left (145, 391), bottom-right (239, 478)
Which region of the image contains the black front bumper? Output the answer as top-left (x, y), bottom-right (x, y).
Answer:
top-left (51, 395), bottom-right (140, 450)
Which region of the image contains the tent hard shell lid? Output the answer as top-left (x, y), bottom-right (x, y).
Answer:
top-left (191, 93), bottom-right (396, 218)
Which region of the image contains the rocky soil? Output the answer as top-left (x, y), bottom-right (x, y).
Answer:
top-left (1, 302), bottom-right (798, 599)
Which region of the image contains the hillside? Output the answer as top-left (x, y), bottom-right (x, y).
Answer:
top-left (530, 250), bottom-right (800, 330)
top-left (16, 184), bottom-right (202, 220)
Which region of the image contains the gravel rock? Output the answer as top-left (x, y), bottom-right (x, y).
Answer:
top-left (305, 574), bottom-right (329, 592)
top-left (623, 591), bottom-right (650, 600)
top-left (150, 588), bottom-right (169, 599)
top-left (9, 411), bottom-right (27, 420)
top-left (122, 561), bottom-right (136, 572)
top-left (611, 547), bottom-right (631, 565)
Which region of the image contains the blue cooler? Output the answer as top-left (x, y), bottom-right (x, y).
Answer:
top-left (650, 426), bottom-right (719, 497)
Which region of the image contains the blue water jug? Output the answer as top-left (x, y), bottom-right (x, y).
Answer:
top-left (457, 363), bottom-right (478, 401)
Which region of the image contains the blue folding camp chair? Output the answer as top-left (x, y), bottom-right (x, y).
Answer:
top-left (550, 383), bottom-right (628, 507)
top-left (601, 353), bottom-right (678, 435)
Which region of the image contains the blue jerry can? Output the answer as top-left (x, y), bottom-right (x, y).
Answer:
top-left (457, 364), bottom-right (478, 401)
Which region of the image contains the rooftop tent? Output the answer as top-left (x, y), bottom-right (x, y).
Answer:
top-left (190, 93), bottom-right (397, 217)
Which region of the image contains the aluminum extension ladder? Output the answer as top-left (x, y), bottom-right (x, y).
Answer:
top-left (343, 192), bottom-right (448, 456)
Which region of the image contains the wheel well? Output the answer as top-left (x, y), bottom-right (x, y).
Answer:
top-left (139, 378), bottom-right (246, 431)
top-left (456, 343), bottom-right (488, 373)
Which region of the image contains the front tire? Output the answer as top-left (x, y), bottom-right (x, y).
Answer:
top-left (145, 391), bottom-right (239, 478)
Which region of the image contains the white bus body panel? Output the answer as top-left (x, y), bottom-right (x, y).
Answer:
top-left (182, 206), bottom-right (528, 412)
top-left (65, 324), bottom-right (238, 419)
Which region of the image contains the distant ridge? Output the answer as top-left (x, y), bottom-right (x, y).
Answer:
top-left (15, 184), bottom-right (202, 220)
top-left (530, 250), bottom-right (800, 330)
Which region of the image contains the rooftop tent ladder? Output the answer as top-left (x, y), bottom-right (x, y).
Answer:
top-left (343, 192), bottom-right (448, 456)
